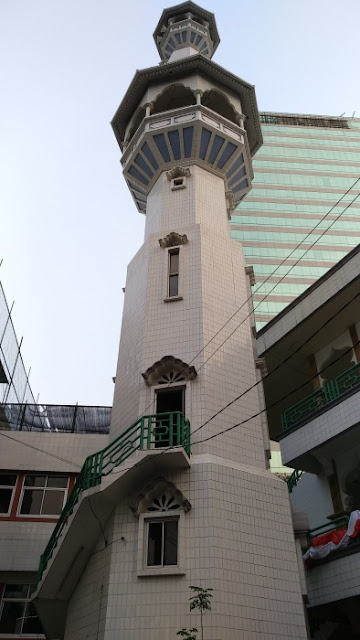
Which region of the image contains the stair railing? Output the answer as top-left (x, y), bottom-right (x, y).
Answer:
top-left (36, 411), bottom-right (190, 585)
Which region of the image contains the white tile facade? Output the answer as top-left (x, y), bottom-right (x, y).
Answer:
top-left (64, 160), bottom-right (308, 638)
top-left (0, 432), bottom-right (107, 572)
top-left (306, 550), bottom-right (360, 607)
top-left (112, 166), bottom-right (268, 467)
top-left (65, 458), bottom-right (307, 640)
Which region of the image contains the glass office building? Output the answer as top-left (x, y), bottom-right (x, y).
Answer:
top-left (231, 113), bottom-right (360, 328)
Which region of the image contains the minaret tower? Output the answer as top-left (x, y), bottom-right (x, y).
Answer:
top-left (34, 4), bottom-right (308, 639)
top-left (110, 3), bottom-right (264, 465)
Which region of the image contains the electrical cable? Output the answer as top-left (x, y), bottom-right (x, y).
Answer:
top-left (189, 287), bottom-right (360, 440)
top-left (194, 188), bottom-right (360, 375)
top-left (2, 180), bottom-right (360, 492)
top-left (2, 242), bottom-right (359, 481)
top-left (192, 336), bottom-right (360, 449)
top-left (189, 176), bottom-right (360, 368)
top-left (108, 287), bottom-right (360, 476)
top-left (0, 431), bottom-right (83, 468)
top-left (133, 175), bottom-right (360, 421)
top-left (88, 495), bottom-right (108, 547)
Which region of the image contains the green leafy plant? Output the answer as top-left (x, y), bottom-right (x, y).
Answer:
top-left (177, 586), bottom-right (213, 640)
top-left (189, 586), bottom-right (213, 640)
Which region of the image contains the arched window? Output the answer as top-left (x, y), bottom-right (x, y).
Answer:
top-left (133, 479), bottom-right (190, 576)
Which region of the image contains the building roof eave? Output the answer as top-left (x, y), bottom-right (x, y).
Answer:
top-left (111, 55), bottom-right (262, 155)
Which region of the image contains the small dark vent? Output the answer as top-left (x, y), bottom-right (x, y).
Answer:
top-left (259, 113), bottom-right (350, 129)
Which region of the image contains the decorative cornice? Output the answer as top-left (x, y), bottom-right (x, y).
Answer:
top-left (142, 355), bottom-right (197, 386)
top-left (130, 478), bottom-right (191, 517)
top-left (166, 166), bottom-right (191, 181)
top-left (245, 266), bottom-right (256, 286)
top-left (255, 358), bottom-right (268, 377)
top-left (159, 232), bottom-right (188, 248)
top-left (225, 190), bottom-right (235, 218)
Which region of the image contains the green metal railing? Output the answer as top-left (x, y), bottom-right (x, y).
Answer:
top-left (287, 469), bottom-right (303, 493)
top-left (281, 361), bottom-right (360, 431)
top-left (307, 515), bottom-right (360, 562)
top-left (308, 515), bottom-right (349, 542)
top-left (36, 411), bottom-right (190, 585)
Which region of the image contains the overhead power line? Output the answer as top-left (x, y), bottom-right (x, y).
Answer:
top-left (2, 178), bottom-right (360, 477)
top-left (133, 175), bottom-right (360, 419)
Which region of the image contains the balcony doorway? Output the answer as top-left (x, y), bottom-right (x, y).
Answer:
top-left (155, 387), bottom-right (185, 447)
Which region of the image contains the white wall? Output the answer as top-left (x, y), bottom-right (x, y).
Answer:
top-left (65, 458), bottom-right (308, 640)
top-left (290, 472), bottom-right (333, 530)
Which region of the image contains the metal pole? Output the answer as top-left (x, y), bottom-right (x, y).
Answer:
top-left (4, 336), bottom-right (23, 403)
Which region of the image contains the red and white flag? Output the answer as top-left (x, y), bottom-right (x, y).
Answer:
top-left (304, 510), bottom-right (360, 565)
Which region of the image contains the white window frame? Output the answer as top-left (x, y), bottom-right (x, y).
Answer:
top-left (137, 510), bottom-right (185, 577)
top-left (0, 473), bottom-right (18, 517)
top-left (17, 475), bottom-right (69, 518)
top-left (164, 248), bottom-right (183, 302)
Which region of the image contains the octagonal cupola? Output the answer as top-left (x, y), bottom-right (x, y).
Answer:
top-left (111, 3), bottom-right (262, 216)
top-left (153, 1), bottom-right (219, 62)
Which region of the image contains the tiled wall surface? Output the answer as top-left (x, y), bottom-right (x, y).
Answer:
top-left (0, 432), bottom-right (108, 472)
top-left (63, 159), bottom-right (307, 638)
top-left (0, 520), bottom-right (56, 572)
top-left (111, 165), bottom-right (268, 466)
top-left (65, 458), bottom-right (307, 640)
top-left (306, 550), bottom-right (360, 607)
top-left (0, 432), bottom-right (107, 572)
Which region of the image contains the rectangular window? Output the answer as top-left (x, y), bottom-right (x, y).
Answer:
top-left (0, 474), bottom-right (17, 515)
top-left (0, 584), bottom-right (44, 635)
top-left (147, 519), bottom-right (178, 566)
top-left (18, 475), bottom-right (68, 516)
top-left (168, 249), bottom-right (179, 297)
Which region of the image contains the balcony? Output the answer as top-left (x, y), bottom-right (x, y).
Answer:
top-left (281, 361), bottom-right (360, 432)
top-left (33, 412), bottom-right (190, 639)
top-left (120, 103), bottom-right (252, 213)
top-left (278, 363), bottom-right (360, 471)
top-left (304, 513), bottom-right (360, 608)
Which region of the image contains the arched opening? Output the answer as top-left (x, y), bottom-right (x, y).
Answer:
top-left (202, 89), bottom-right (239, 125)
top-left (133, 478), bottom-right (191, 517)
top-left (142, 355), bottom-right (197, 386)
top-left (152, 85), bottom-right (196, 115)
top-left (128, 105), bottom-right (146, 142)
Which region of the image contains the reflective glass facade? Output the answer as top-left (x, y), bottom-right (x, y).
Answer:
top-left (231, 113), bottom-right (360, 328)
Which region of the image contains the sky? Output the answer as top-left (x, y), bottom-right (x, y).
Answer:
top-left (1, 0), bottom-right (359, 407)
